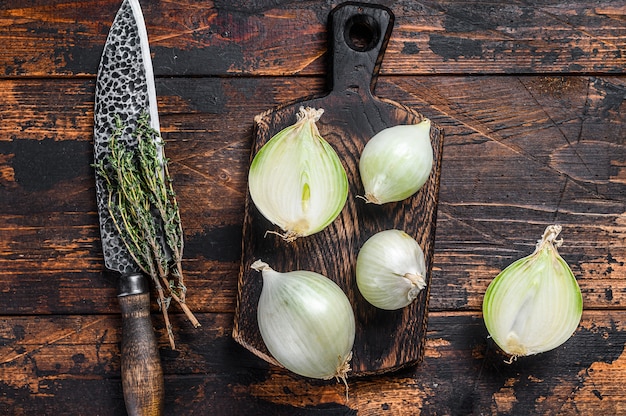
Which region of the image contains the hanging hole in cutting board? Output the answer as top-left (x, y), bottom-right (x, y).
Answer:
top-left (344, 13), bottom-right (380, 52)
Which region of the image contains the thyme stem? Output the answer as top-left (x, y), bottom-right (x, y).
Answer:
top-left (94, 113), bottom-right (200, 349)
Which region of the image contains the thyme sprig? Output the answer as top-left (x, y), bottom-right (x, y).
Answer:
top-left (94, 113), bottom-right (200, 349)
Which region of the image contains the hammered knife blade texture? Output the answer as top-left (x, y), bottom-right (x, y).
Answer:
top-left (94, 0), bottom-right (161, 275)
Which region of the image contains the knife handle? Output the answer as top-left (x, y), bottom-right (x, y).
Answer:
top-left (118, 272), bottom-right (164, 416)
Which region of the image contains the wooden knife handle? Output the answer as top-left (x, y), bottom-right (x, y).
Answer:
top-left (118, 272), bottom-right (164, 416)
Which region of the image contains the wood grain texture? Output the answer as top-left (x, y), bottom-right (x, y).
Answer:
top-left (1, 311), bottom-right (625, 414)
top-left (1, 0), bottom-right (625, 413)
top-left (234, 2), bottom-right (444, 376)
top-left (0, 0), bottom-right (625, 77)
top-left (118, 275), bottom-right (164, 416)
top-left (2, 76), bottom-right (624, 315)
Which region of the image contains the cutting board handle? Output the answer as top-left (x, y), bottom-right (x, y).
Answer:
top-left (328, 2), bottom-right (394, 97)
top-left (118, 272), bottom-right (164, 416)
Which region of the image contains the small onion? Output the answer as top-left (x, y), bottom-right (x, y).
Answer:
top-left (248, 107), bottom-right (348, 241)
top-left (356, 230), bottom-right (427, 310)
top-left (252, 260), bottom-right (355, 385)
top-left (482, 225), bottom-right (583, 359)
top-left (359, 119), bottom-right (433, 204)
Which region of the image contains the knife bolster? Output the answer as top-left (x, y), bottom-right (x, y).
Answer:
top-left (119, 272), bottom-right (150, 297)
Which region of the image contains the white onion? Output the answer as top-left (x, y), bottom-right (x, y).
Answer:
top-left (482, 225), bottom-right (583, 359)
top-left (356, 230), bottom-right (427, 310)
top-left (252, 260), bottom-right (355, 384)
top-left (248, 107), bottom-right (348, 241)
top-left (358, 119), bottom-right (433, 204)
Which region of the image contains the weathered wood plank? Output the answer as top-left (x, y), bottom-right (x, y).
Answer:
top-left (1, 75), bottom-right (625, 317)
top-left (2, 0), bottom-right (624, 413)
top-left (1, 311), bottom-right (625, 414)
top-left (390, 74), bottom-right (626, 311)
top-left (0, 0), bottom-right (624, 77)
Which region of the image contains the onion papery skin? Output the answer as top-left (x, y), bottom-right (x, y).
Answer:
top-left (358, 120), bottom-right (433, 205)
top-left (356, 230), bottom-right (427, 310)
top-left (253, 260), bottom-right (355, 381)
top-left (248, 107), bottom-right (348, 241)
top-left (482, 225), bottom-right (583, 358)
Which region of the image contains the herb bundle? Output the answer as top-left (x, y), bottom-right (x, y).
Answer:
top-left (94, 113), bottom-right (199, 349)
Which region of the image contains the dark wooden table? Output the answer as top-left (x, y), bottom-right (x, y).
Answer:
top-left (1, 1), bottom-right (625, 414)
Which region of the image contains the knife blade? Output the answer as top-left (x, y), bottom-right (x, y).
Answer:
top-left (93, 0), bottom-right (164, 414)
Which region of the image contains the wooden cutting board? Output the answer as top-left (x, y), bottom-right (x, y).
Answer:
top-left (233, 2), bottom-right (444, 376)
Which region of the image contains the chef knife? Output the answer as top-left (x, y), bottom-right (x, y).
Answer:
top-left (93, 0), bottom-right (164, 414)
